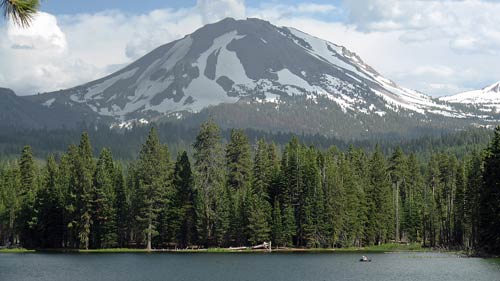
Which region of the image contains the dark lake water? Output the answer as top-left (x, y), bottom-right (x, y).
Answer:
top-left (0, 252), bottom-right (499, 281)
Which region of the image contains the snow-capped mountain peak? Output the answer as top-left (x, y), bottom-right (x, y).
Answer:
top-left (484, 81), bottom-right (500, 93)
top-left (440, 81), bottom-right (500, 112)
top-left (31, 18), bottom-right (464, 123)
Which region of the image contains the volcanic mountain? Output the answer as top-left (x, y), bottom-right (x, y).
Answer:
top-left (3, 18), bottom-right (494, 137)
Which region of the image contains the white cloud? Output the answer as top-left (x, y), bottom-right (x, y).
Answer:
top-left (0, 12), bottom-right (99, 94)
top-left (197, 0), bottom-right (246, 24)
top-left (342, 0), bottom-right (500, 54)
top-left (0, 0), bottom-right (253, 94)
top-left (7, 12), bottom-right (67, 51)
top-left (413, 66), bottom-right (455, 78)
top-left (0, 0), bottom-right (499, 98)
top-left (248, 1), bottom-right (500, 96)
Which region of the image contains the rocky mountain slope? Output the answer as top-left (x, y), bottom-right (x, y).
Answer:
top-left (2, 18), bottom-right (497, 137)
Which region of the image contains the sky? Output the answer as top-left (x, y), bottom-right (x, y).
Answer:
top-left (1, 0), bottom-right (499, 97)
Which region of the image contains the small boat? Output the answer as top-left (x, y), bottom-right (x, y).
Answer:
top-left (359, 256), bottom-right (371, 262)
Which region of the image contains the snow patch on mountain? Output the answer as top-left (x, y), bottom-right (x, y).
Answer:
top-left (440, 81), bottom-right (500, 112)
top-left (33, 18), bottom-right (480, 123)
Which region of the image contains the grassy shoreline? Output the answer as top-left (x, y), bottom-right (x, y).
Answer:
top-left (0, 243), bottom-right (441, 254)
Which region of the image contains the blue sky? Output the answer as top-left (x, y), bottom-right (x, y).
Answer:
top-left (1, 0), bottom-right (499, 96)
top-left (41, 0), bottom-right (341, 14)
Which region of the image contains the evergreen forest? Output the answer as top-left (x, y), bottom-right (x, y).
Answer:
top-left (0, 121), bottom-right (499, 255)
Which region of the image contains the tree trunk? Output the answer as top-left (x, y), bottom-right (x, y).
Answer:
top-left (395, 181), bottom-right (400, 243)
top-left (147, 222), bottom-right (152, 251)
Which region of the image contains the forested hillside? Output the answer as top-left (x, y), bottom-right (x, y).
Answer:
top-left (0, 123), bottom-right (492, 161)
top-left (0, 121), bottom-right (499, 254)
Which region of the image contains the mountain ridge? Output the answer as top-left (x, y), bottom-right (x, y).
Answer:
top-left (1, 18), bottom-right (498, 137)
top-left (440, 81), bottom-right (500, 113)
top-left (28, 18), bottom-right (461, 120)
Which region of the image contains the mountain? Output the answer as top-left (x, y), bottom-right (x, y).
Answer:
top-left (3, 18), bottom-right (495, 137)
top-left (440, 81), bottom-right (500, 113)
top-left (0, 87), bottom-right (108, 129)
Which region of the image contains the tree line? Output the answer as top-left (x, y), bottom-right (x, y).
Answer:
top-left (0, 122), bottom-right (491, 162)
top-left (0, 121), bottom-right (499, 254)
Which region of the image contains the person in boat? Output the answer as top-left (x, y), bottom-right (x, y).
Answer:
top-left (361, 255), bottom-right (368, 261)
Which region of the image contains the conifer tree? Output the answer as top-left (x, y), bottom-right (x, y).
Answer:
top-left (226, 129), bottom-right (253, 245)
top-left (17, 146), bottom-right (37, 248)
top-left (193, 120), bottom-right (226, 246)
top-left (453, 162), bottom-right (466, 247)
top-left (424, 155), bottom-right (441, 247)
top-left (91, 148), bottom-right (117, 248)
top-left (173, 151), bottom-right (197, 247)
top-left (135, 127), bottom-right (172, 250)
top-left (464, 151), bottom-right (482, 250)
top-left (388, 147), bottom-right (407, 242)
top-left (74, 133), bottom-right (96, 250)
top-left (271, 200), bottom-right (284, 246)
top-left (366, 145), bottom-right (392, 245)
top-left (226, 129), bottom-right (252, 191)
top-left (0, 165), bottom-right (21, 246)
top-left (34, 155), bottom-right (64, 248)
top-left (405, 153), bottom-right (424, 243)
top-left (479, 126), bottom-right (500, 254)
top-left (114, 163), bottom-right (129, 248)
top-left (282, 203), bottom-right (295, 247)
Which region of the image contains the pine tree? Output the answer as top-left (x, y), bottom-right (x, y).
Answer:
top-left (347, 146), bottom-right (369, 247)
top-left (34, 155), bottom-right (64, 248)
top-left (300, 147), bottom-right (324, 247)
top-left (114, 163), bottom-right (129, 248)
top-left (282, 203), bottom-right (295, 247)
top-left (134, 127), bottom-right (173, 250)
top-left (173, 151), bottom-right (197, 247)
top-left (464, 151), bottom-right (482, 250)
top-left (247, 139), bottom-right (273, 246)
top-left (322, 148), bottom-right (344, 247)
top-left (17, 146), bottom-right (38, 248)
top-left (478, 126), bottom-right (500, 254)
top-left (74, 133), bottom-right (96, 250)
top-left (271, 200), bottom-right (284, 247)
top-left (0, 165), bottom-right (21, 246)
top-left (388, 147), bottom-right (407, 242)
top-left (365, 145), bottom-right (392, 245)
top-left (405, 153), bottom-right (424, 243)
top-left (91, 148), bottom-right (117, 248)
top-left (247, 191), bottom-right (271, 245)
top-left (453, 162), bottom-right (466, 247)
top-left (281, 137), bottom-right (303, 246)
top-left (226, 129), bottom-right (252, 191)
top-left (424, 155), bottom-right (441, 247)
top-left (193, 120), bottom-right (226, 246)
top-left (226, 129), bottom-right (253, 245)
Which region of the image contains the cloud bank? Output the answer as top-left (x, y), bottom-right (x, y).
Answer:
top-left (0, 0), bottom-right (499, 97)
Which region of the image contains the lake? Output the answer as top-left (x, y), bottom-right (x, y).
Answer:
top-left (0, 252), bottom-right (499, 281)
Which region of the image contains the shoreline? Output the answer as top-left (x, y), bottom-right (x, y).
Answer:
top-left (0, 243), bottom-right (468, 255)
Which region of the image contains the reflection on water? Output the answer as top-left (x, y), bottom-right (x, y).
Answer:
top-left (0, 252), bottom-right (499, 281)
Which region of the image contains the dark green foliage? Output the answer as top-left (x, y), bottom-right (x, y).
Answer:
top-left (365, 145), bottom-right (393, 245)
top-left (0, 123), bottom-right (499, 255)
top-left (17, 146), bottom-right (37, 248)
top-left (33, 155), bottom-right (64, 248)
top-left (91, 148), bottom-right (117, 248)
top-left (173, 151), bottom-right (197, 247)
top-left (478, 127), bottom-right (500, 254)
top-left (193, 120), bottom-right (226, 246)
top-left (133, 127), bottom-right (173, 250)
top-left (114, 163), bottom-right (129, 248)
